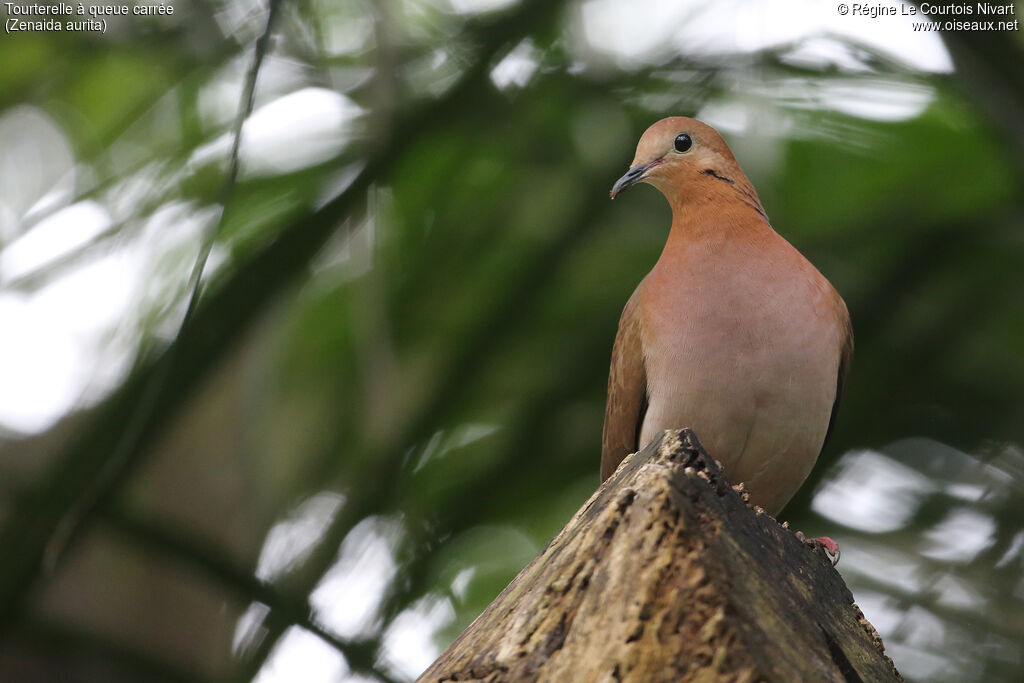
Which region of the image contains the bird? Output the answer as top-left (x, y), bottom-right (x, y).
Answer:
top-left (601, 117), bottom-right (852, 553)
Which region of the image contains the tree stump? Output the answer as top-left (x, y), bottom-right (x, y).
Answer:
top-left (418, 429), bottom-right (901, 682)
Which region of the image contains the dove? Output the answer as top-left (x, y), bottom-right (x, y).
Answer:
top-left (601, 117), bottom-right (852, 557)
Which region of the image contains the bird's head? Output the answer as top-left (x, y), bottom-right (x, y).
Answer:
top-left (609, 117), bottom-right (746, 202)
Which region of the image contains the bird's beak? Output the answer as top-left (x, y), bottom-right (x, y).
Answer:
top-left (610, 159), bottom-right (662, 199)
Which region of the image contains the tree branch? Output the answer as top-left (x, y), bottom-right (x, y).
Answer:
top-left (419, 429), bottom-right (902, 683)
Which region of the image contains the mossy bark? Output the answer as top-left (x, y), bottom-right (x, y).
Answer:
top-left (418, 429), bottom-right (901, 683)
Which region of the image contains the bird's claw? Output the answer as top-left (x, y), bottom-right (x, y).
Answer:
top-left (795, 531), bottom-right (841, 566)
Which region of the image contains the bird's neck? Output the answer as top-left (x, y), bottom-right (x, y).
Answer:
top-left (663, 174), bottom-right (771, 246)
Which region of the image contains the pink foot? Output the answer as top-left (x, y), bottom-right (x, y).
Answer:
top-left (795, 531), bottom-right (841, 566)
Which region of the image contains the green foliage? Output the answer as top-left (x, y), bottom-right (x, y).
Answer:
top-left (0, 1), bottom-right (1022, 682)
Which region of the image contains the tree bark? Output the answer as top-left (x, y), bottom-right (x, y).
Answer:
top-left (418, 429), bottom-right (901, 683)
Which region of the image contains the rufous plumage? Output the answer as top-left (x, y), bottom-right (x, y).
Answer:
top-left (602, 117), bottom-right (852, 517)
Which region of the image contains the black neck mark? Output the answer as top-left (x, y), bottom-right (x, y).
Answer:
top-left (737, 185), bottom-right (769, 222)
top-left (702, 168), bottom-right (771, 225)
top-left (703, 168), bottom-right (735, 184)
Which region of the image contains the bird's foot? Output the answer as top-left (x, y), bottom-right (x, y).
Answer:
top-left (795, 531), bottom-right (840, 566)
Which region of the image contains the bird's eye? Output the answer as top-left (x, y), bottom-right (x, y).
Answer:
top-left (674, 133), bottom-right (692, 153)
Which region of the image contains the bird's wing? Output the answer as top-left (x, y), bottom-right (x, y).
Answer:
top-left (601, 287), bottom-right (648, 481)
top-left (821, 300), bottom-right (854, 452)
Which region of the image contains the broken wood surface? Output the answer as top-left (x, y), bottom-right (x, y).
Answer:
top-left (418, 429), bottom-right (901, 683)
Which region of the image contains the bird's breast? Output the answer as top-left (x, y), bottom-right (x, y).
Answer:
top-left (638, 237), bottom-right (842, 513)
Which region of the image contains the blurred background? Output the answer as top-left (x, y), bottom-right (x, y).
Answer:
top-left (0, 0), bottom-right (1022, 681)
